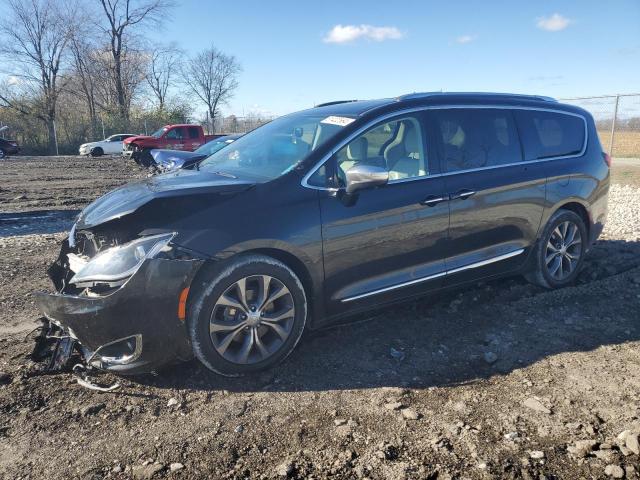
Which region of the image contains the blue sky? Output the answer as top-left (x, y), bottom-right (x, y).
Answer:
top-left (158, 0), bottom-right (639, 117)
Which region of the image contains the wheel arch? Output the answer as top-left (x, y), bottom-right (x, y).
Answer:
top-left (186, 244), bottom-right (322, 328)
top-left (548, 200), bottom-right (591, 237)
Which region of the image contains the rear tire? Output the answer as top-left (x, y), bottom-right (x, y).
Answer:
top-left (0, 149), bottom-right (5, 159)
top-left (90, 147), bottom-right (103, 157)
top-left (525, 209), bottom-right (587, 289)
top-left (188, 255), bottom-right (307, 376)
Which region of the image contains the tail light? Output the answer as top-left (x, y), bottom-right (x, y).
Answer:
top-left (603, 152), bottom-right (612, 168)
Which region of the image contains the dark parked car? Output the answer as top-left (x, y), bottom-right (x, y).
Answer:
top-left (36, 92), bottom-right (609, 376)
top-left (0, 126), bottom-right (20, 158)
top-left (150, 134), bottom-right (242, 171)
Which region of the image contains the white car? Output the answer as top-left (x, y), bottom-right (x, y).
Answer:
top-left (79, 134), bottom-right (137, 157)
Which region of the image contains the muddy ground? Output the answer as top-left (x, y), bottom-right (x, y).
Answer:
top-left (1, 156), bottom-right (639, 480)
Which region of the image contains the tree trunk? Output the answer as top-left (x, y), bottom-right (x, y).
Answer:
top-left (209, 108), bottom-right (215, 134)
top-left (89, 101), bottom-right (98, 140)
top-left (210, 101), bottom-right (220, 134)
top-left (46, 117), bottom-right (57, 155)
top-left (114, 58), bottom-right (128, 121)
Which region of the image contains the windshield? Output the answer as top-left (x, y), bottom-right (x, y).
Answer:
top-left (196, 138), bottom-right (235, 156)
top-left (151, 127), bottom-right (167, 138)
top-left (199, 112), bottom-right (355, 180)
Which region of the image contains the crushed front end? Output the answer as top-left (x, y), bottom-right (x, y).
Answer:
top-left (34, 226), bottom-right (204, 375)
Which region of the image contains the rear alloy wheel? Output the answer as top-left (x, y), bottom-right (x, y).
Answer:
top-left (188, 255), bottom-right (307, 376)
top-left (545, 221), bottom-right (582, 281)
top-left (526, 209), bottom-right (587, 289)
top-left (0, 149), bottom-right (5, 159)
top-left (90, 147), bottom-right (103, 157)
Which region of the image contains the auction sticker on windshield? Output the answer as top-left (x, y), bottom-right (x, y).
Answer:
top-left (320, 116), bottom-right (355, 127)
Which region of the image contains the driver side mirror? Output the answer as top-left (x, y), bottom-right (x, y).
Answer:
top-left (344, 164), bottom-right (389, 194)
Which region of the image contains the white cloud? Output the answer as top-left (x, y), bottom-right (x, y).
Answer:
top-left (323, 24), bottom-right (404, 44)
top-left (536, 13), bottom-right (572, 31)
top-left (455, 35), bottom-right (476, 44)
top-left (7, 75), bottom-right (20, 86)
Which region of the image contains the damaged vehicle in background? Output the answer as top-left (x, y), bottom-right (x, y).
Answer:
top-left (151, 134), bottom-right (242, 172)
top-left (0, 126), bottom-right (20, 159)
top-left (35, 92), bottom-right (609, 377)
top-left (122, 124), bottom-right (218, 167)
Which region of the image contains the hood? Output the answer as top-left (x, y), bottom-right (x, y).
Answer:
top-left (123, 135), bottom-right (153, 145)
top-left (151, 149), bottom-right (200, 164)
top-left (151, 149), bottom-right (206, 171)
top-left (76, 169), bottom-right (255, 229)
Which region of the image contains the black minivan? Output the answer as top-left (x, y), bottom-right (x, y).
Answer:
top-left (36, 92), bottom-right (609, 376)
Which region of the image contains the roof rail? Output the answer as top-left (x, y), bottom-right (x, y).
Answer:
top-left (314, 100), bottom-right (359, 108)
top-left (395, 92), bottom-right (442, 101)
top-left (396, 92), bottom-right (558, 102)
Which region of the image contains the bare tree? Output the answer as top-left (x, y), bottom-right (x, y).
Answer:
top-left (145, 43), bottom-right (182, 111)
top-left (183, 45), bottom-right (241, 132)
top-left (97, 0), bottom-right (171, 121)
top-left (0, 0), bottom-right (76, 154)
top-left (69, 32), bottom-right (101, 138)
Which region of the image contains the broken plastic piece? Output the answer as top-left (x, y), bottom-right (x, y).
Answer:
top-left (29, 317), bottom-right (76, 370)
top-left (72, 364), bottom-right (120, 393)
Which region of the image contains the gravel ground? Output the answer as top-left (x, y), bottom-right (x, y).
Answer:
top-left (0, 157), bottom-right (639, 479)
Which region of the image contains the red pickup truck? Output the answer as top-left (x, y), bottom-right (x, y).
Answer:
top-left (122, 124), bottom-right (218, 166)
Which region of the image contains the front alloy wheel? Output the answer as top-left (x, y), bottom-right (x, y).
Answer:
top-left (188, 255), bottom-right (307, 376)
top-left (209, 275), bottom-right (295, 365)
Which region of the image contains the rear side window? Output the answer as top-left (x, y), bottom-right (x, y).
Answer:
top-left (432, 109), bottom-right (522, 172)
top-left (188, 127), bottom-right (199, 139)
top-left (514, 110), bottom-right (585, 160)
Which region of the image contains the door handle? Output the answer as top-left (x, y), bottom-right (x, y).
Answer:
top-left (450, 189), bottom-right (475, 200)
top-left (420, 195), bottom-right (448, 207)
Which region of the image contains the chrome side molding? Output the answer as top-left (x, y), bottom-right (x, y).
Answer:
top-left (341, 272), bottom-right (447, 302)
top-left (341, 248), bottom-right (525, 302)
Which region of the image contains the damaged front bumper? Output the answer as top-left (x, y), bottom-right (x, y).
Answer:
top-left (35, 243), bottom-right (203, 374)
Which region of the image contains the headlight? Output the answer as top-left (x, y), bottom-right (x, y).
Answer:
top-left (69, 233), bottom-right (174, 285)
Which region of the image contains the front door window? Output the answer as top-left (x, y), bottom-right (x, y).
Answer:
top-left (335, 115), bottom-right (427, 185)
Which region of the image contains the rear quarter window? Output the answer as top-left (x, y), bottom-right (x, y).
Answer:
top-left (514, 110), bottom-right (585, 160)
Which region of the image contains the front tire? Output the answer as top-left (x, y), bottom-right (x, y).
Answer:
top-left (526, 209), bottom-right (587, 289)
top-left (0, 149), bottom-right (5, 159)
top-left (188, 255), bottom-right (307, 376)
top-left (138, 149), bottom-right (154, 167)
top-left (90, 147), bottom-right (104, 157)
